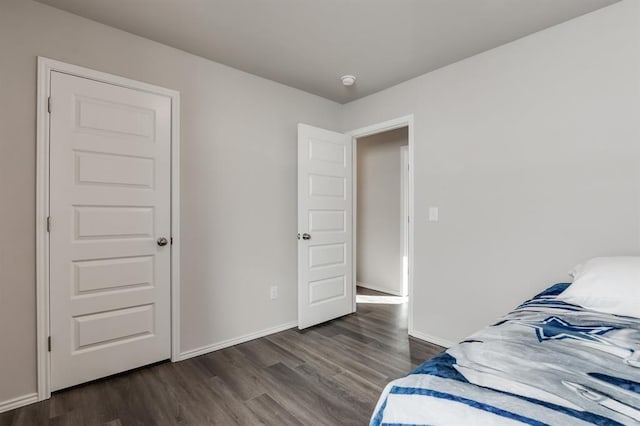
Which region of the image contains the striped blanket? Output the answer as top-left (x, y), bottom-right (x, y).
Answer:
top-left (371, 284), bottom-right (640, 425)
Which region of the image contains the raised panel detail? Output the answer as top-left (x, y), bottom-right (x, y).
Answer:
top-left (309, 139), bottom-right (345, 165)
top-left (309, 276), bottom-right (346, 305)
top-left (76, 96), bottom-right (155, 139)
top-left (309, 210), bottom-right (345, 232)
top-left (73, 304), bottom-right (154, 351)
top-left (76, 152), bottom-right (154, 188)
top-left (309, 243), bottom-right (346, 269)
top-left (74, 207), bottom-right (153, 239)
top-left (309, 174), bottom-right (345, 199)
top-left (73, 256), bottom-right (154, 295)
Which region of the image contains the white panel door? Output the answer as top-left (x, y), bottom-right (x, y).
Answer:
top-left (298, 124), bottom-right (353, 329)
top-left (49, 71), bottom-right (171, 391)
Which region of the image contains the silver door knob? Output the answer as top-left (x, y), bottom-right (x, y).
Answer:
top-left (302, 233), bottom-right (311, 240)
top-left (157, 237), bottom-right (169, 247)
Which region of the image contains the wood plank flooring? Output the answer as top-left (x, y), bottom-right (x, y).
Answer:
top-left (0, 288), bottom-right (443, 425)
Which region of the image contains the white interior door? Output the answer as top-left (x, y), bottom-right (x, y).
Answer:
top-left (49, 71), bottom-right (172, 391)
top-left (297, 124), bottom-right (353, 329)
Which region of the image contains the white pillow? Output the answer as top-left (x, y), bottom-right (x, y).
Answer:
top-left (568, 263), bottom-right (583, 278)
top-left (558, 256), bottom-right (640, 318)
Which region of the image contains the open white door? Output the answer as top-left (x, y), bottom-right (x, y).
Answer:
top-left (297, 124), bottom-right (353, 329)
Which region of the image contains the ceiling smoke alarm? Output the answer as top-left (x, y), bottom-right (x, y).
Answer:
top-left (341, 75), bottom-right (356, 86)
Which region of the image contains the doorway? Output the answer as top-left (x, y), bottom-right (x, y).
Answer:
top-left (296, 115), bottom-right (414, 332)
top-left (349, 116), bottom-right (414, 334)
top-left (353, 126), bottom-right (410, 328)
top-left (355, 127), bottom-right (409, 297)
top-left (36, 57), bottom-right (181, 400)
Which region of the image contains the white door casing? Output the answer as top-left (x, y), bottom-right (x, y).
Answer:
top-left (49, 71), bottom-right (172, 391)
top-left (401, 145), bottom-right (409, 297)
top-left (297, 124), bottom-right (353, 329)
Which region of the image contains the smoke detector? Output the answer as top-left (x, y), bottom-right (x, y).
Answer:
top-left (341, 75), bottom-right (356, 87)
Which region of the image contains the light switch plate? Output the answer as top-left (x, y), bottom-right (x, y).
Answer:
top-left (429, 207), bottom-right (439, 222)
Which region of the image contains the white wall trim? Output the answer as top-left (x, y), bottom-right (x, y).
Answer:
top-left (176, 321), bottom-right (299, 361)
top-left (348, 115), bottom-right (415, 335)
top-left (35, 56), bottom-right (51, 403)
top-left (169, 74), bottom-right (182, 364)
top-left (356, 281), bottom-right (403, 297)
top-left (36, 57), bottom-right (181, 402)
top-left (400, 145), bottom-right (409, 298)
top-left (409, 330), bottom-right (455, 349)
top-left (0, 393), bottom-right (39, 414)
top-left (347, 115), bottom-right (414, 139)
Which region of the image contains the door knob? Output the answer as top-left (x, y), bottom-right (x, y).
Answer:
top-left (302, 233), bottom-right (311, 240)
top-left (157, 237), bottom-right (169, 247)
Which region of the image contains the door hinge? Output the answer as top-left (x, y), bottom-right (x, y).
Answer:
top-left (47, 336), bottom-right (51, 352)
top-left (170, 237), bottom-right (173, 245)
top-left (47, 97), bottom-right (52, 114)
top-left (46, 216), bottom-right (51, 232)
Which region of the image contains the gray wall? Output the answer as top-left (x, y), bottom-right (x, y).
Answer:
top-left (357, 128), bottom-right (408, 295)
top-left (0, 0), bottom-right (340, 403)
top-left (343, 0), bottom-right (640, 345)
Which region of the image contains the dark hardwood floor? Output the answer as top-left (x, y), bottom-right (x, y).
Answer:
top-left (1, 288), bottom-right (443, 425)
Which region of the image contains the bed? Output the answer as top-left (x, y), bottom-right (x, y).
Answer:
top-left (371, 283), bottom-right (640, 425)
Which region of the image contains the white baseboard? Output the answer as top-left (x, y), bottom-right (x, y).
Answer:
top-left (409, 329), bottom-right (455, 349)
top-left (176, 321), bottom-right (298, 361)
top-left (0, 392), bottom-right (39, 414)
top-left (356, 281), bottom-right (403, 297)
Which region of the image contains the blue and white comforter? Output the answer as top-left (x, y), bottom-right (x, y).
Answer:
top-left (371, 284), bottom-right (640, 425)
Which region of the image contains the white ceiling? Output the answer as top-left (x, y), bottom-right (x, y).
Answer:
top-left (36, 0), bottom-right (619, 103)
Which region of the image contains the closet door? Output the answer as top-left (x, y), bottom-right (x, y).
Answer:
top-left (49, 71), bottom-right (172, 390)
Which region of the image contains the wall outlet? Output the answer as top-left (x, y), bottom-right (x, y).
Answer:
top-left (270, 285), bottom-right (278, 300)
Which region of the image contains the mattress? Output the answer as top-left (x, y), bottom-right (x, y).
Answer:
top-left (371, 284), bottom-right (640, 425)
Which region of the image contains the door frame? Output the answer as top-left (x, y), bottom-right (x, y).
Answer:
top-left (401, 145), bottom-right (409, 297)
top-left (347, 115), bottom-right (415, 334)
top-left (35, 57), bottom-right (181, 401)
